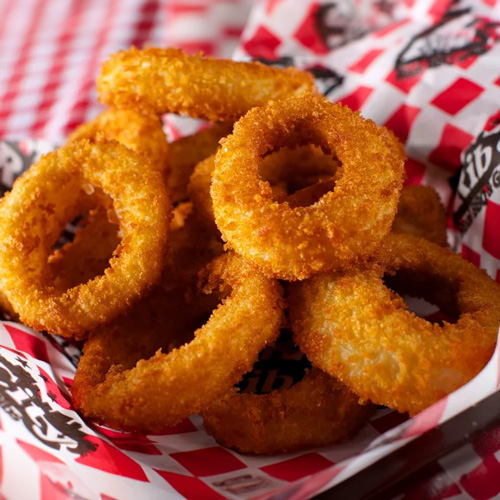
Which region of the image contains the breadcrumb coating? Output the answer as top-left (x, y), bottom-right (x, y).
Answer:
top-left (202, 368), bottom-right (374, 454)
top-left (211, 94), bottom-right (405, 280)
top-left (290, 233), bottom-right (500, 415)
top-left (72, 252), bottom-right (284, 432)
top-left (392, 184), bottom-right (448, 246)
top-left (68, 109), bottom-right (169, 172)
top-left (0, 140), bottom-right (171, 338)
top-left (97, 47), bottom-right (316, 121)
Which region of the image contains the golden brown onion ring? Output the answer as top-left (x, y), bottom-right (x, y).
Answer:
top-left (68, 109), bottom-right (169, 172)
top-left (168, 123), bottom-right (232, 203)
top-left (289, 233), bottom-right (500, 415)
top-left (0, 140), bottom-right (170, 338)
top-left (211, 94), bottom-right (405, 280)
top-left (188, 145), bottom-right (339, 232)
top-left (72, 251), bottom-right (283, 432)
top-left (202, 368), bottom-right (374, 455)
top-left (393, 185), bottom-right (447, 246)
top-left (97, 48), bottom-right (317, 121)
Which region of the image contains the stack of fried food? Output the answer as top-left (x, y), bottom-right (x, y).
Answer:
top-left (0, 48), bottom-right (499, 455)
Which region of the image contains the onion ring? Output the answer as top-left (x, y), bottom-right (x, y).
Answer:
top-left (188, 145), bottom-right (339, 232)
top-left (392, 185), bottom-right (447, 246)
top-left (289, 233), bottom-right (500, 415)
top-left (0, 140), bottom-right (171, 338)
top-left (72, 251), bottom-right (283, 432)
top-left (68, 109), bottom-right (169, 172)
top-left (169, 123), bottom-right (232, 203)
top-left (97, 48), bottom-right (317, 121)
top-left (202, 367), bottom-right (374, 455)
top-left (211, 94), bottom-right (405, 280)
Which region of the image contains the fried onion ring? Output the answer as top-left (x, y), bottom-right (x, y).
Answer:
top-left (169, 123), bottom-right (232, 203)
top-left (393, 185), bottom-right (447, 246)
top-left (0, 140), bottom-right (170, 338)
top-left (289, 233), bottom-right (500, 415)
top-left (202, 367), bottom-right (374, 455)
top-left (188, 145), bottom-right (339, 232)
top-left (211, 94), bottom-right (405, 280)
top-left (68, 109), bottom-right (169, 172)
top-left (97, 48), bottom-right (317, 121)
top-left (72, 251), bottom-right (283, 432)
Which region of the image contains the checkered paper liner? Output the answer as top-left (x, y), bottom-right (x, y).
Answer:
top-left (2, 0), bottom-right (500, 499)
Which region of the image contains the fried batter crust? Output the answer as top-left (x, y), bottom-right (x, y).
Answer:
top-left (202, 368), bottom-right (374, 454)
top-left (72, 252), bottom-right (283, 432)
top-left (97, 47), bottom-right (316, 121)
top-left (211, 94), bottom-right (405, 280)
top-left (392, 185), bottom-right (447, 246)
top-left (188, 145), bottom-right (339, 232)
top-left (168, 123), bottom-right (232, 203)
top-left (68, 109), bottom-right (169, 172)
top-left (290, 233), bottom-right (500, 415)
top-left (0, 140), bottom-right (170, 338)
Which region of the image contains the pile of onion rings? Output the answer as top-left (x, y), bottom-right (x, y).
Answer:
top-left (1, 46), bottom-right (499, 457)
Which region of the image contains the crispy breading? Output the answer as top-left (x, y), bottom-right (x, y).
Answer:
top-left (97, 47), bottom-right (317, 121)
top-left (289, 233), bottom-right (500, 415)
top-left (211, 94), bottom-right (406, 280)
top-left (0, 140), bottom-right (170, 338)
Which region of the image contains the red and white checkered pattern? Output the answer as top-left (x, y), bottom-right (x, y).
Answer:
top-left (0, 0), bottom-right (251, 142)
top-left (3, 0), bottom-right (500, 499)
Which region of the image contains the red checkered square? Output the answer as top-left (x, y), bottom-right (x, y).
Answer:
top-left (428, 0), bottom-right (453, 20)
top-left (4, 325), bottom-right (49, 363)
top-left (260, 453), bottom-right (334, 482)
top-left (386, 68), bottom-right (423, 94)
top-left (75, 436), bottom-right (149, 482)
top-left (404, 158), bottom-right (426, 185)
top-left (460, 454), bottom-right (500, 500)
top-left (293, 2), bottom-right (329, 55)
top-left (40, 473), bottom-right (73, 500)
top-left (338, 86), bottom-right (374, 111)
top-left (428, 123), bottom-right (474, 173)
top-left (473, 426), bottom-right (500, 457)
top-left (483, 200), bottom-right (500, 259)
top-left (170, 447), bottom-right (246, 477)
top-left (96, 427), bottom-right (162, 456)
top-left (461, 244), bottom-right (481, 268)
top-left (402, 398), bottom-right (447, 438)
top-left (431, 78), bottom-right (484, 116)
top-left (242, 25), bottom-right (281, 59)
top-left (154, 470), bottom-right (224, 500)
top-left (384, 104), bottom-right (421, 142)
top-left (348, 48), bottom-right (385, 74)
top-left (374, 19), bottom-right (409, 38)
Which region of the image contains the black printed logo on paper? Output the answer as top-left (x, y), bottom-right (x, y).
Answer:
top-left (395, 8), bottom-right (500, 79)
top-left (0, 141), bottom-right (36, 195)
top-left (453, 126), bottom-right (500, 233)
top-left (237, 330), bottom-right (311, 394)
top-left (256, 57), bottom-right (344, 97)
top-left (0, 354), bottom-right (95, 455)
